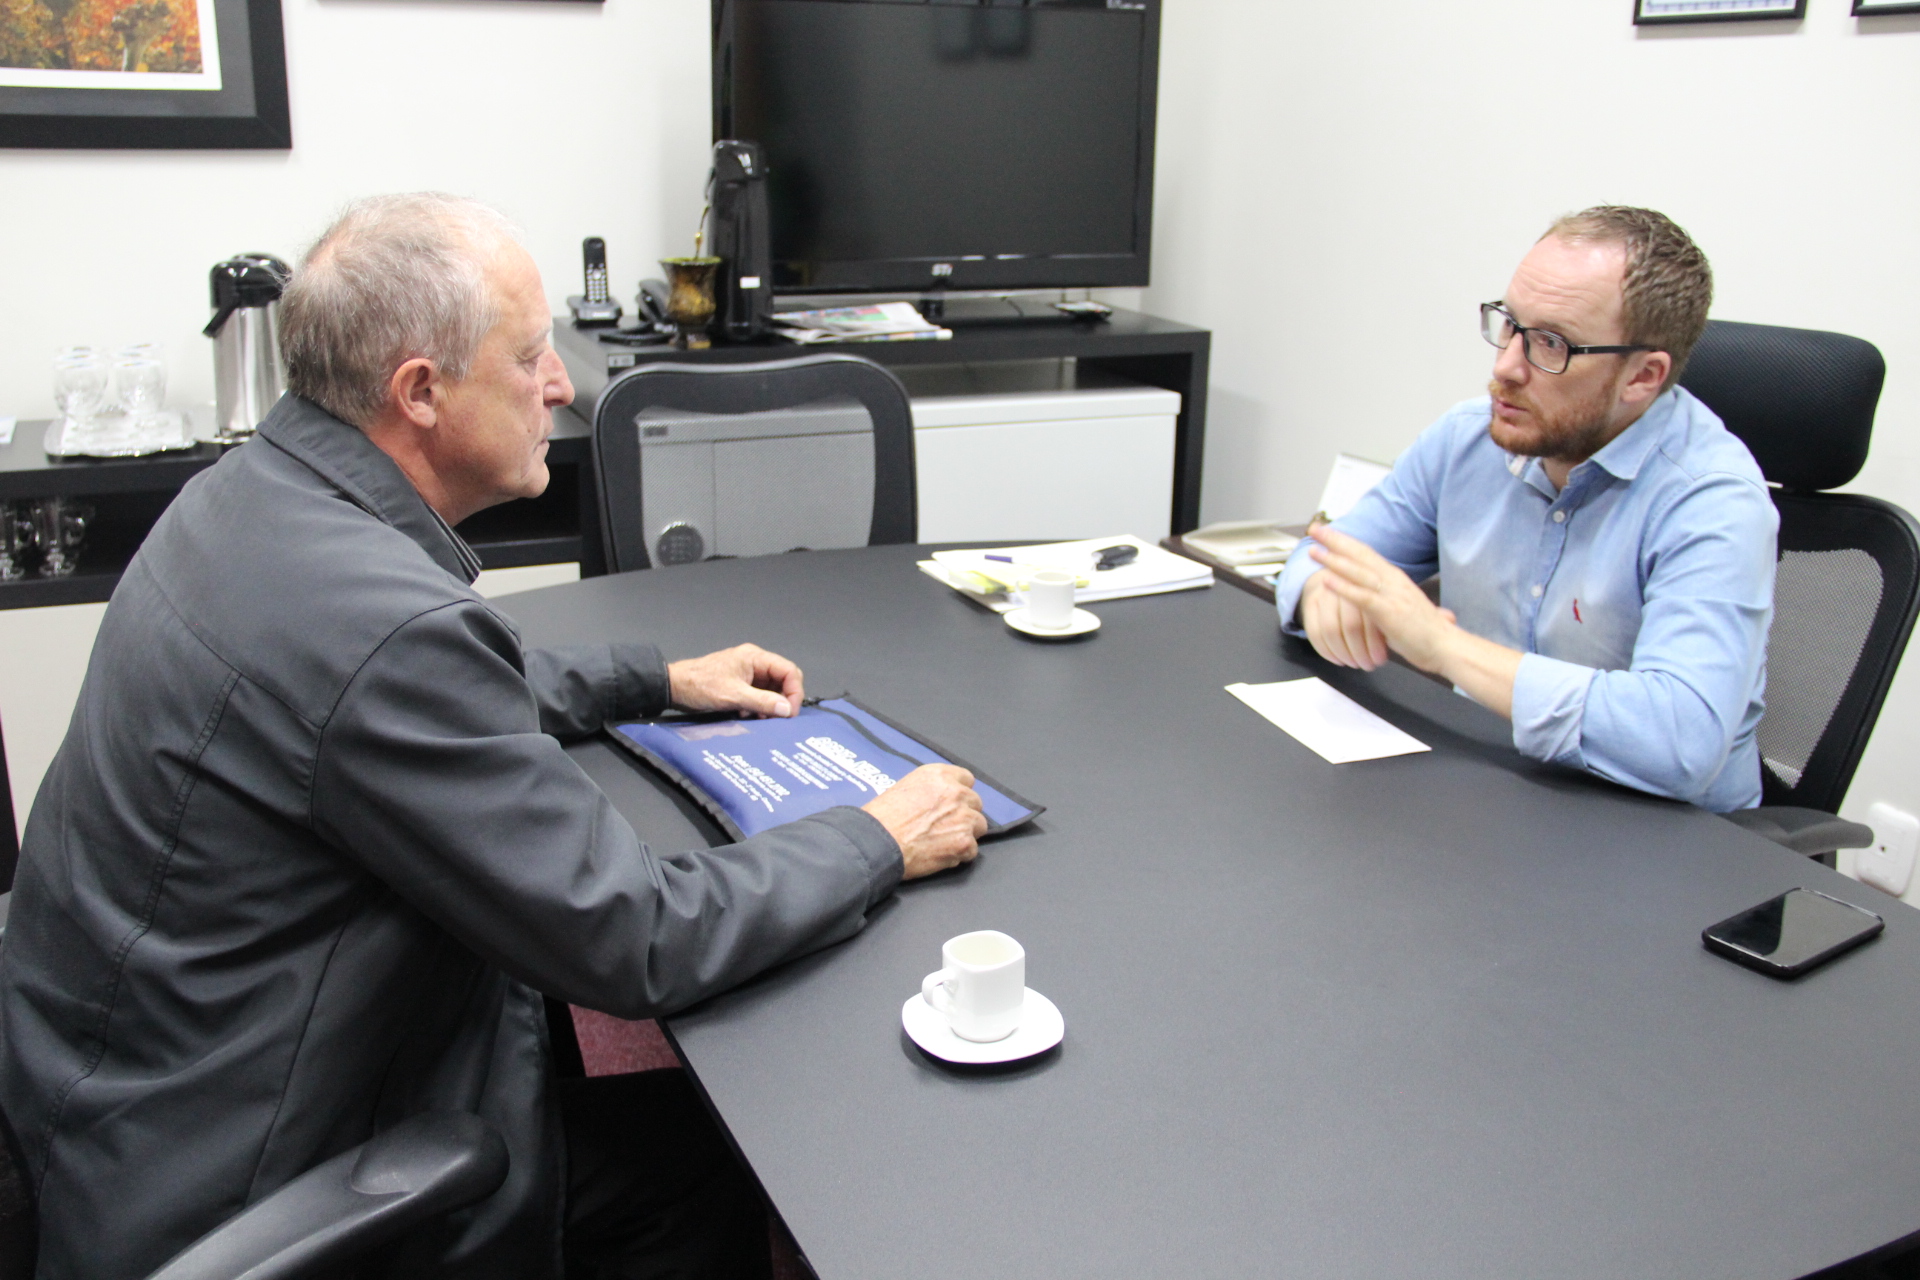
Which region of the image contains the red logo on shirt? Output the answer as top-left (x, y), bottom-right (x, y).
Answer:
top-left (1572, 599), bottom-right (1582, 623)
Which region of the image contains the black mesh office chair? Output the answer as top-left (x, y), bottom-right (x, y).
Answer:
top-left (0, 1104), bottom-right (505, 1280)
top-left (0, 717), bottom-right (17, 899)
top-left (0, 718), bottom-right (508, 1280)
top-left (1679, 320), bottom-right (1920, 859)
top-left (590, 353), bottom-right (917, 574)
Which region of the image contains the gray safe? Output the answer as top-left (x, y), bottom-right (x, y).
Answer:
top-left (630, 399), bottom-right (877, 566)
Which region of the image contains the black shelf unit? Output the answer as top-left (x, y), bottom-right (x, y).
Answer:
top-left (0, 308), bottom-right (1208, 610)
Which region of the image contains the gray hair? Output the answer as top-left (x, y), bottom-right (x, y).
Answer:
top-left (280, 193), bottom-right (521, 428)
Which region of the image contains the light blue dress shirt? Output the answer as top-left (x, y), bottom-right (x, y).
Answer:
top-left (1274, 387), bottom-right (1777, 812)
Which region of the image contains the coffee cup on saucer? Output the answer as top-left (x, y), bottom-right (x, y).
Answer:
top-left (1004, 570), bottom-right (1099, 638)
top-left (1021, 570), bottom-right (1077, 630)
top-left (903, 931), bottom-right (1064, 1063)
top-left (922, 930), bottom-right (1025, 1042)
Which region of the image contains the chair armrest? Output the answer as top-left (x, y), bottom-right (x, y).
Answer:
top-left (1722, 806), bottom-right (1876, 858)
top-left (144, 1112), bottom-right (508, 1280)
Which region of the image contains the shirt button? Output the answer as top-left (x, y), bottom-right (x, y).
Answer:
top-left (1530, 585), bottom-right (1544, 598)
top-left (1552, 510), bottom-right (1567, 523)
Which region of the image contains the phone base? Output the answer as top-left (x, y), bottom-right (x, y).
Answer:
top-left (567, 295), bottom-right (623, 327)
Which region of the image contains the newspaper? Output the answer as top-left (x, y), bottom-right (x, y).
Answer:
top-left (772, 301), bottom-right (952, 345)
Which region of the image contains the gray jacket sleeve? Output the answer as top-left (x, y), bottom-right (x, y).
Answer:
top-left (309, 600), bottom-right (902, 1019)
top-left (522, 642), bottom-right (672, 739)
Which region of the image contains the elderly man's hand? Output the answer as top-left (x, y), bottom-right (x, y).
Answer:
top-left (1304, 523), bottom-right (1457, 673)
top-left (667, 644), bottom-right (804, 719)
top-left (863, 764), bottom-right (987, 880)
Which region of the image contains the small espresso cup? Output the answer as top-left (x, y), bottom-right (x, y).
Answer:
top-left (1024, 570), bottom-right (1077, 630)
top-left (922, 930), bottom-right (1025, 1042)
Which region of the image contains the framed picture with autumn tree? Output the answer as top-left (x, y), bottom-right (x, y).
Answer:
top-left (0, 0), bottom-right (287, 148)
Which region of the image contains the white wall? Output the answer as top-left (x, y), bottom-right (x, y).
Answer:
top-left (1143, 1), bottom-right (1920, 847)
top-left (0, 0), bottom-right (712, 829)
top-left (0, 0), bottom-right (718, 424)
top-left (3, 0), bottom-right (1919, 841)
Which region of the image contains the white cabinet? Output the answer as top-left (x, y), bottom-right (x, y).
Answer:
top-left (901, 362), bottom-right (1181, 543)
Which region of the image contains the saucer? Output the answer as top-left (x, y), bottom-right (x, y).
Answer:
top-left (1004, 607), bottom-right (1100, 639)
top-left (901, 988), bottom-right (1064, 1064)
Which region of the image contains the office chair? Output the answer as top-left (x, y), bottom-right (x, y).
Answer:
top-left (0, 1103), bottom-right (505, 1280)
top-left (590, 353), bottom-right (917, 574)
top-left (0, 733), bottom-right (507, 1279)
top-left (1679, 320), bottom-right (1920, 860)
top-left (0, 714), bottom-right (17, 898)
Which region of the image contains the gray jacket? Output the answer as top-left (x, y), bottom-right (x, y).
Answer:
top-left (0, 395), bottom-right (902, 1278)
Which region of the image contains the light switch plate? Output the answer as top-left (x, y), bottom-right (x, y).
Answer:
top-left (1856, 803), bottom-right (1919, 899)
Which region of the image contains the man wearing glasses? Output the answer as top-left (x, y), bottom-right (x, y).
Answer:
top-left (1273, 206), bottom-right (1776, 811)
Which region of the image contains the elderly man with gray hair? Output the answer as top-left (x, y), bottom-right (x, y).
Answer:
top-left (0, 193), bottom-right (985, 1279)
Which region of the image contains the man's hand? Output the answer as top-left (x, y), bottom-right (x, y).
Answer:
top-left (863, 764), bottom-right (987, 880)
top-left (1301, 521), bottom-right (1521, 718)
top-left (1300, 565), bottom-right (1392, 671)
top-left (1304, 523), bottom-right (1455, 672)
top-left (667, 644), bottom-right (804, 719)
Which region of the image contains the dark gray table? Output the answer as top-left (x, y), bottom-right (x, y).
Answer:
top-left (501, 544), bottom-right (1920, 1280)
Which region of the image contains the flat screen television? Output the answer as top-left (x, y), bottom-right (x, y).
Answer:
top-left (713, 0), bottom-right (1160, 296)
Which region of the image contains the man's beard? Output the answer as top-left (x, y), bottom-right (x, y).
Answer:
top-left (1486, 374), bottom-right (1619, 463)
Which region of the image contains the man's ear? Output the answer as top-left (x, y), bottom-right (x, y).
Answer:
top-left (1619, 349), bottom-right (1673, 409)
top-left (389, 357), bottom-right (442, 430)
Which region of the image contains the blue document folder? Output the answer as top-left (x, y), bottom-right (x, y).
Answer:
top-left (609, 696), bottom-right (1042, 841)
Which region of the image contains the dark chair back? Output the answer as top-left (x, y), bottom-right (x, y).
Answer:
top-left (0, 1102), bottom-right (504, 1280)
top-left (1681, 320), bottom-right (1920, 813)
top-left (590, 354), bottom-right (917, 574)
top-left (0, 1104), bottom-right (36, 1280)
top-left (1680, 319), bottom-right (1884, 494)
top-left (0, 713), bottom-right (18, 895)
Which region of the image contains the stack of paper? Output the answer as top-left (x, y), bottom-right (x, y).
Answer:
top-left (773, 302), bottom-right (952, 345)
top-left (1181, 521), bottom-right (1301, 580)
top-left (1179, 453), bottom-right (1394, 582)
top-left (919, 535), bottom-right (1212, 613)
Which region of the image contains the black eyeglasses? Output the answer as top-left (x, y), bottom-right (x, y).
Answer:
top-left (1480, 302), bottom-right (1656, 375)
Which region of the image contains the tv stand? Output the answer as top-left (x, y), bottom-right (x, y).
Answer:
top-left (917, 296), bottom-right (1086, 329)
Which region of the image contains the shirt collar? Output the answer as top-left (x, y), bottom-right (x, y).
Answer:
top-left (254, 394), bottom-right (484, 585)
top-left (1503, 385), bottom-right (1684, 498)
top-left (1582, 385), bottom-right (1681, 483)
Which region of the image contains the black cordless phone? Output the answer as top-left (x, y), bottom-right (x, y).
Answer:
top-left (583, 237), bottom-right (610, 305)
top-left (567, 237), bottom-right (622, 327)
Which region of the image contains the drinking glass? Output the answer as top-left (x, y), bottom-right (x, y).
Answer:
top-left (27, 497), bottom-right (91, 578)
top-left (52, 354), bottom-right (107, 422)
top-left (114, 357), bottom-right (167, 420)
top-left (0, 503), bottom-right (27, 582)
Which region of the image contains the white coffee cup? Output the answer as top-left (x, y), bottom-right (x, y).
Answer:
top-left (1023, 570), bottom-right (1077, 630)
top-left (922, 930), bottom-right (1026, 1042)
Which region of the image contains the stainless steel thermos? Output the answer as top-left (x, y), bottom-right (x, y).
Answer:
top-left (204, 253), bottom-right (290, 441)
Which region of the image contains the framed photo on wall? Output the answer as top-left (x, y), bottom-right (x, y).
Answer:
top-left (0, 0), bottom-right (288, 148)
top-left (1852, 0), bottom-right (1920, 14)
top-left (1634, 0), bottom-right (1805, 22)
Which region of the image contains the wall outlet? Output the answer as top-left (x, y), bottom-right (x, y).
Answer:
top-left (1856, 803), bottom-right (1920, 899)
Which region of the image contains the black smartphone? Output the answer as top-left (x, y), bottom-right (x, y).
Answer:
top-left (1703, 888), bottom-right (1884, 978)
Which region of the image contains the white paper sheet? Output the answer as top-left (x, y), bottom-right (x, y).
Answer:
top-left (1226, 678), bottom-right (1430, 764)
top-left (1316, 453), bottom-right (1392, 521)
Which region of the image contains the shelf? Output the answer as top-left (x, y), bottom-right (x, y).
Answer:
top-left (0, 572), bottom-right (120, 608)
top-left (0, 420), bottom-right (226, 500)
